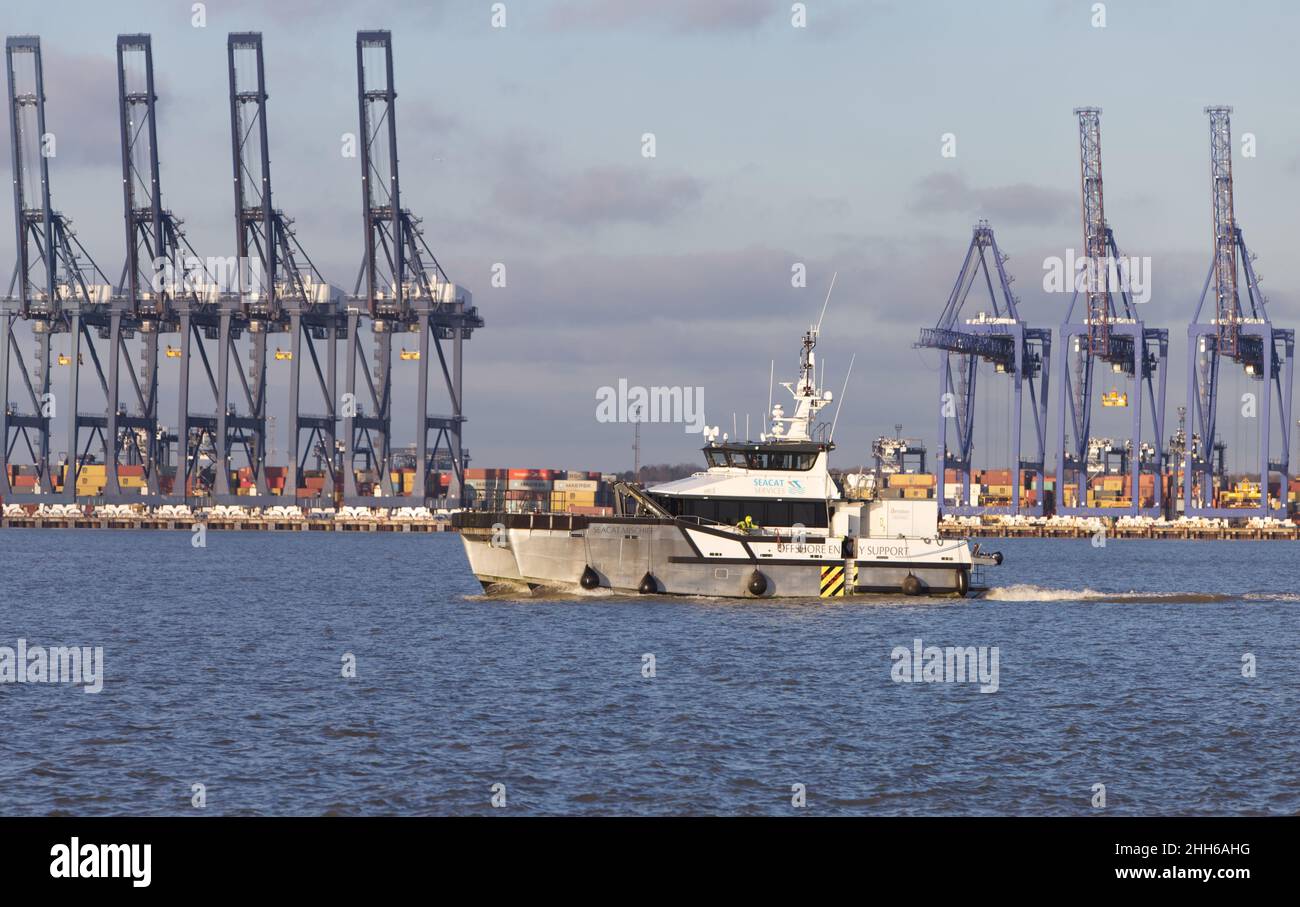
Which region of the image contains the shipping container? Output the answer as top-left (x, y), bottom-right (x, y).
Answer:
top-left (508, 468), bottom-right (554, 481)
top-left (465, 468), bottom-right (509, 480)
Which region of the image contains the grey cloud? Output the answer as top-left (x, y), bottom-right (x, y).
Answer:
top-left (460, 247), bottom-right (953, 467)
top-left (400, 98), bottom-right (461, 136)
top-left (493, 164), bottom-right (704, 227)
top-left (223, 0), bottom-right (453, 26)
top-left (1, 46), bottom-right (122, 169)
top-left (544, 0), bottom-right (777, 33)
top-left (909, 171), bottom-right (1073, 227)
top-left (473, 237), bottom-right (974, 341)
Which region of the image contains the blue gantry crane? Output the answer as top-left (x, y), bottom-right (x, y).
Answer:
top-left (916, 221), bottom-right (1051, 515)
top-left (346, 30), bottom-right (482, 506)
top-left (115, 33), bottom-right (229, 502)
top-left (1055, 107), bottom-right (1168, 516)
top-left (225, 32), bottom-right (341, 504)
top-left (3, 31), bottom-right (484, 509)
top-left (3, 35), bottom-right (117, 502)
top-left (1183, 107), bottom-right (1294, 517)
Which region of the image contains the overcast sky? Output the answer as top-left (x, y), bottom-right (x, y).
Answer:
top-left (5, 0), bottom-right (1300, 474)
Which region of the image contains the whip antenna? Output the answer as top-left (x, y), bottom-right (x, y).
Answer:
top-left (766, 359), bottom-right (775, 432)
top-left (815, 271), bottom-right (837, 335)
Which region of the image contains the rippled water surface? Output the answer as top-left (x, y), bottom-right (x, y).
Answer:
top-left (1, 529), bottom-right (1297, 815)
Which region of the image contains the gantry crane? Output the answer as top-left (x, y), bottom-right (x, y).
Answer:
top-left (112, 34), bottom-right (225, 500)
top-left (4, 31), bottom-right (484, 509)
top-left (1055, 108), bottom-right (1168, 516)
top-left (3, 35), bottom-right (115, 502)
top-left (226, 32), bottom-right (341, 504)
top-left (1183, 107), bottom-right (1294, 517)
top-left (346, 30), bottom-right (481, 506)
top-left (916, 221), bottom-right (1051, 514)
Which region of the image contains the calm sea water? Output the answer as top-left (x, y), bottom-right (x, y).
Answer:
top-left (0, 528), bottom-right (1296, 816)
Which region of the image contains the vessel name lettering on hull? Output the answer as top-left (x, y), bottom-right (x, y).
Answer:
top-left (775, 543), bottom-right (833, 556)
top-left (862, 544), bottom-right (909, 557)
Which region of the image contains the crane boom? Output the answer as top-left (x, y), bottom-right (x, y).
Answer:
top-left (1206, 106), bottom-right (1241, 358)
top-left (1075, 107), bottom-right (1111, 355)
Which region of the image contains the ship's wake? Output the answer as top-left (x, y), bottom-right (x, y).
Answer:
top-left (985, 584), bottom-right (1300, 604)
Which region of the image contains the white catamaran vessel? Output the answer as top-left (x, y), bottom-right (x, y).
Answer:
top-left (454, 323), bottom-right (1002, 598)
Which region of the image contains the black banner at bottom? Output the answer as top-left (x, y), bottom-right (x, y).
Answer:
top-left (0, 816), bottom-right (1288, 892)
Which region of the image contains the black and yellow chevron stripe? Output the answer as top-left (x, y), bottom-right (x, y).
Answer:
top-left (819, 564), bottom-right (845, 597)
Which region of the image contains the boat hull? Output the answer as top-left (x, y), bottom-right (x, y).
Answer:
top-left (453, 512), bottom-right (979, 598)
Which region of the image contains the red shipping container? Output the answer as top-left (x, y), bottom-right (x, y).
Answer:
top-left (508, 468), bottom-right (554, 481)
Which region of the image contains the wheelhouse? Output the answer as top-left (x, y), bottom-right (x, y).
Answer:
top-left (701, 442), bottom-right (824, 472)
top-left (645, 440), bottom-right (838, 529)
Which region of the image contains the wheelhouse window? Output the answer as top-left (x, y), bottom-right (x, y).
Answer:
top-left (661, 496), bottom-right (828, 528)
top-left (705, 449), bottom-right (750, 468)
top-left (743, 450), bottom-right (819, 471)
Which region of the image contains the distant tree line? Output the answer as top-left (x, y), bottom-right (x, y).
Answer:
top-left (614, 463), bottom-right (700, 484)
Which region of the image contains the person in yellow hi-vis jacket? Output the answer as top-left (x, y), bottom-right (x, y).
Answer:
top-left (737, 514), bottom-right (756, 532)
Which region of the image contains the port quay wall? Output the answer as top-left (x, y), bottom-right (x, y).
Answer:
top-left (3, 510), bottom-right (1299, 539)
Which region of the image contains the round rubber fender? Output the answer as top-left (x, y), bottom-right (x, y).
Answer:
top-left (954, 568), bottom-right (970, 597)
